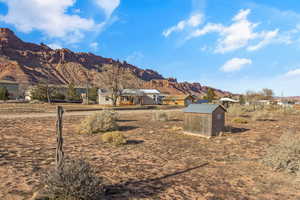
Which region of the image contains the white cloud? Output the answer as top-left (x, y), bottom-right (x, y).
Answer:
top-left (163, 13), bottom-right (204, 37)
top-left (125, 51), bottom-right (144, 65)
top-left (284, 68), bottom-right (300, 77)
top-left (0, 0), bottom-right (119, 43)
top-left (187, 9), bottom-right (280, 53)
top-left (48, 43), bottom-right (62, 49)
top-left (89, 42), bottom-right (99, 51)
top-left (95, 0), bottom-right (120, 18)
top-left (0, 0), bottom-right (96, 43)
top-left (221, 58), bottom-right (252, 72)
top-left (247, 29), bottom-right (279, 51)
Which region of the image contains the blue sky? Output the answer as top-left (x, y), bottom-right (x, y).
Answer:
top-left (0, 0), bottom-right (300, 96)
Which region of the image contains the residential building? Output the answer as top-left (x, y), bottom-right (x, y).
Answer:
top-left (162, 95), bottom-right (195, 106)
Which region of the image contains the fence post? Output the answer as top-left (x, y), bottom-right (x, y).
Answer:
top-left (56, 106), bottom-right (64, 171)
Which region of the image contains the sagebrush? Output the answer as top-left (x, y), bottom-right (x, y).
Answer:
top-left (227, 104), bottom-right (245, 117)
top-left (153, 111), bottom-right (169, 122)
top-left (251, 110), bottom-right (274, 121)
top-left (77, 110), bottom-right (118, 134)
top-left (101, 131), bottom-right (127, 146)
top-left (42, 159), bottom-right (104, 200)
top-left (262, 131), bottom-right (300, 175)
top-left (232, 117), bottom-right (248, 124)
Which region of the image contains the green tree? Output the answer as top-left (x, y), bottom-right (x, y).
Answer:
top-left (203, 88), bottom-right (216, 102)
top-left (0, 87), bottom-right (9, 100)
top-left (88, 87), bottom-right (98, 102)
top-left (66, 83), bottom-right (79, 101)
top-left (31, 84), bottom-right (55, 102)
top-left (30, 85), bottom-right (48, 101)
top-left (239, 95), bottom-right (245, 105)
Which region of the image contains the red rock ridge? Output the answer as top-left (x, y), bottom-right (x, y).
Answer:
top-left (0, 28), bottom-right (231, 97)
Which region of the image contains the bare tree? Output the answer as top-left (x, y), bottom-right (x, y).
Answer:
top-left (261, 88), bottom-right (274, 100)
top-left (102, 62), bottom-right (141, 106)
top-left (85, 71), bottom-right (91, 104)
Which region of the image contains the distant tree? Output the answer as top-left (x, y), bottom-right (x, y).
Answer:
top-left (102, 62), bottom-right (141, 106)
top-left (66, 83), bottom-right (79, 101)
top-left (0, 87), bottom-right (9, 100)
top-left (239, 95), bottom-right (246, 105)
top-left (83, 71), bottom-right (93, 104)
top-left (31, 84), bottom-right (55, 102)
top-left (261, 88), bottom-right (274, 100)
top-left (203, 88), bottom-right (216, 102)
top-left (88, 87), bottom-right (98, 102)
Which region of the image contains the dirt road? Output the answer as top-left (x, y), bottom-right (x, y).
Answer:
top-left (0, 108), bottom-right (182, 119)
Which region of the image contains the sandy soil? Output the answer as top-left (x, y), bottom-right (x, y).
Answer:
top-left (1, 111), bottom-right (300, 200)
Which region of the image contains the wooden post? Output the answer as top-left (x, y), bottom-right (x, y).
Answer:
top-left (56, 106), bottom-right (64, 171)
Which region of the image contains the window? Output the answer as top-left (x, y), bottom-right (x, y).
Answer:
top-left (105, 97), bottom-right (109, 101)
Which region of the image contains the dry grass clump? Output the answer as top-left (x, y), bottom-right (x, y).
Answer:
top-left (251, 110), bottom-right (274, 121)
top-left (153, 111), bottom-right (169, 122)
top-left (42, 159), bottom-right (104, 200)
top-left (276, 107), bottom-right (300, 115)
top-left (232, 117), bottom-right (248, 124)
top-left (171, 126), bottom-right (183, 131)
top-left (227, 104), bottom-right (245, 117)
top-left (77, 110), bottom-right (118, 134)
top-left (101, 131), bottom-right (127, 146)
top-left (262, 131), bottom-right (300, 175)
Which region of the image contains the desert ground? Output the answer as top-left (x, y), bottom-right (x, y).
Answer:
top-left (1, 105), bottom-right (300, 200)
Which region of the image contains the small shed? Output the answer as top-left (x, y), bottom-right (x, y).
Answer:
top-left (183, 104), bottom-right (226, 138)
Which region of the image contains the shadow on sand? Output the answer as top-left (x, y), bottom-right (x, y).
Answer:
top-left (104, 162), bottom-right (209, 199)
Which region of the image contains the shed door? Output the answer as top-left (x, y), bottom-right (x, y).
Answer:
top-left (184, 114), bottom-right (210, 136)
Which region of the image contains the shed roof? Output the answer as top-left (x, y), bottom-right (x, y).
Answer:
top-left (184, 104), bottom-right (226, 114)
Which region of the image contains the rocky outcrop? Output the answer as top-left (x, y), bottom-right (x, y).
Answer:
top-left (0, 28), bottom-right (231, 96)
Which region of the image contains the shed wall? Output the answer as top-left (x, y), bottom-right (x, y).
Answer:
top-left (184, 112), bottom-right (212, 137)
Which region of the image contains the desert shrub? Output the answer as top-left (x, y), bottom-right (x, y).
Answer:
top-left (153, 111), bottom-right (169, 122)
top-left (227, 104), bottom-right (245, 117)
top-left (262, 131), bottom-right (300, 175)
top-left (101, 132), bottom-right (127, 146)
top-left (276, 107), bottom-right (300, 115)
top-left (171, 126), bottom-right (183, 131)
top-left (77, 110), bottom-right (118, 134)
top-left (42, 159), bottom-right (104, 200)
top-left (251, 110), bottom-right (274, 121)
top-left (232, 117), bottom-right (248, 124)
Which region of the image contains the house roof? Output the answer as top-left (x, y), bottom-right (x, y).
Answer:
top-left (195, 99), bottom-right (209, 104)
top-left (0, 80), bottom-right (19, 85)
top-left (122, 89), bottom-right (144, 96)
top-left (184, 104), bottom-right (226, 114)
top-left (139, 89), bottom-right (160, 94)
top-left (219, 97), bottom-right (239, 103)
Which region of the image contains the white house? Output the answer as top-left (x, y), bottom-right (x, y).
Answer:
top-left (98, 88), bottom-right (161, 105)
